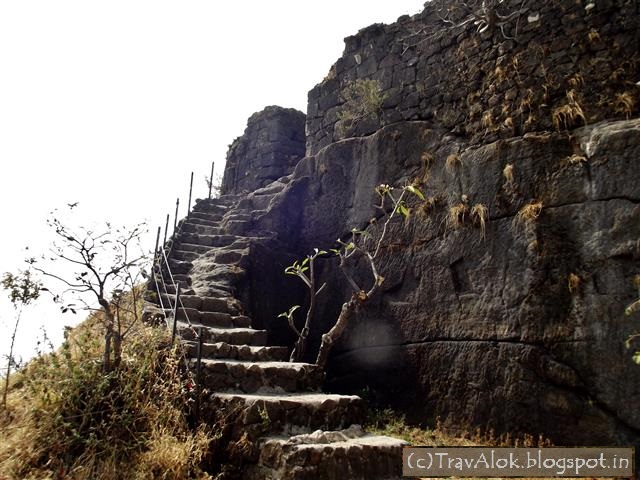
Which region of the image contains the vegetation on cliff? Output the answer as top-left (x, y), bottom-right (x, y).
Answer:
top-left (0, 289), bottom-right (216, 480)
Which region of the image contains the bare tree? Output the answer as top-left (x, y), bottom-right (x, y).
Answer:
top-left (29, 206), bottom-right (148, 372)
top-left (1, 269), bottom-right (41, 408)
top-left (279, 249), bottom-right (327, 362)
top-left (280, 183), bottom-right (425, 368)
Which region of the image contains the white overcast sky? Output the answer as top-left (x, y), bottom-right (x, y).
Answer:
top-left (0, 1), bottom-right (424, 364)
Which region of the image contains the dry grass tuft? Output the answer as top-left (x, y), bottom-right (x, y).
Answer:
top-left (503, 164), bottom-right (515, 184)
top-left (0, 291), bottom-right (216, 480)
top-left (587, 28), bottom-right (600, 43)
top-left (446, 202), bottom-right (469, 230)
top-left (482, 111), bottom-right (495, 130)
top-left (567, 153), bottom-right (587, 165)
top-left (471, 203), bottom-right (489, 239)
top-left (367, 408), bottom-right (553, 449)
top-left (613, 92), bottom-right (635, 119)
top-left (514, 201), bottom-right (543, 229)
top-left (552, 90), bottom-right (586, 131)
top-left (445, 153), bottom-right (462, 173)
top-left (568, 273), bottom-right (582, 294)
top-left (421, 152), bottom-right (435, 170)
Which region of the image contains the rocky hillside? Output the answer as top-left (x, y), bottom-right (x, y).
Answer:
top-left (216, 0), bottom-right (640, 445)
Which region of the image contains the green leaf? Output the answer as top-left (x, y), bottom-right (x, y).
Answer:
top-left (396, 202), bottom-right (410, 217)
top-left (634, 352), bottom-right (640, 365)
top-left (407, 185), bottom-right (425, 200)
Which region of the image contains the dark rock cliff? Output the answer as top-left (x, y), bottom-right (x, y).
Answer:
top-left (221, 106), bottom-right (306, 195)
top-left (220, 0), bottom-right (640, 445)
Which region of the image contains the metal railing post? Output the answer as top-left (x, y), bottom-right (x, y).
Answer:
top-left (187, 172), bottom-right (194, 218)
top-left (173, 198), bottom-right (179, 236)
top-left (163, 213), bottom-right (170, 251)
top-left (153, 226), bottom-right (161, 265)
top-left (172, 283), bottom-right (180, 344)
top-left (208, 161), bottom-right (215, 199)
top-left (195, 326), bottom-right (203, 424)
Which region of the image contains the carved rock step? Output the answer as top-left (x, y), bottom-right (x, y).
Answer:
top-left (195, 359), bottom-right (323, 393)
top-left (183, 341), bottom-right (288, 362)
top-left (158, 294), bottom-right (239, 315)
top-left (192, 203), bottom-right (230, 216)
top-left (188, 211), bottom-right (224, 222)
top-left (168, 258), bottom-right (192, 275)
top-left (181, 223), bottom-right (225, 236)
top-left (180, 232), bottom-right (246, 247)
top-left (247, 427), bottom-right (407, 480)
top-left (172, 249), bottom-right (200, 262)
top-left (178, 324), bottom-right (267, 346)
top-left (183, 217), bottom-right (221, 228)
top-left (209, 392), bottom-right (366, 438)
top-left (239, 194), bottom-right (275, 211)
top-left (167, 308), bottom-right (250, 328)
top-left (172, 242), bottom-right (216, 254)
top-left (223, 219), bottom-right (253, 235)
top-left (180, 223), bottom-right (225, 237)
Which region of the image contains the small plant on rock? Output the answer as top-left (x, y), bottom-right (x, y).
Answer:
top-left (624, 275), bottom-right (640, 364)
top-left (471, 203), bottom-right (489, 240)
top-left (503, 163), bottom-right (514, 184)
top-left (280, 182), bottom-right (425, 368)
top-left (336, 79), bottom-right (385, 138)
top-left (514, 201), bottom-right (543, 230)
top-left (568, 273), bottom-right (582, 294)
top-left (613, 92), bottom-right (635, 119)
top-left (551, 90), bottom-right (586, 131)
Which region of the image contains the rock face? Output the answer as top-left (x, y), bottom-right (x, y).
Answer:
top-left (182, 0), bottom-right (640, 450)
top-left (215, 0), bottom-right (640, 446)
top-left (221, 106), bottom-right (306, 195)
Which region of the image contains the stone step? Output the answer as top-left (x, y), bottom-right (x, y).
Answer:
top-left (212, 247), bottom-right (250, 266)
top-left (195, 359), bottom-right (323, 393)
top-left (184, 216), bottom-right (221, 227)
top-left (190, 210), bottom-right (224, 221)
top-left (167, 308), bottom-right (250, 328)
top-left (181, 223), bottom-right (225, 236)
top-left (223, 219), bottom-right (253, 235)
top-left (159, 294), bottom-right (239, 315)
top-left (163, 283), bottom-right (196, 296)
top-left (222, 212), bottom-right (253, 222)
top-left (248, 427), bottom-right (407, 480)
top-left (172, 242), bottom-right (216, 254)
top-left (180, 232), bottom-right (243, 247)
top-left (168, 258), bottom-right (192, 275)
top-left (171, 249), bottom-right (199, 262)
top-left (208, 392), bottom-right (366, 440)
top-left (183, 341), bottom-right (288, 362)
top-left (191, 203), bottom-right (230, 216)
top-left (178, 324), bottom-right (268, 346)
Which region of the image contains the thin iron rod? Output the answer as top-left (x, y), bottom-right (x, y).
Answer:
top-left (173, 198), bottom-right (179, 236)
top-left (163, 214), bottom-right (169, 251)
top-left (187, 172), bottom-right (194, 218)
top-left (172, 283), bottom-right (180, 344)
top-left (208, 161), bottom-right (215, 199)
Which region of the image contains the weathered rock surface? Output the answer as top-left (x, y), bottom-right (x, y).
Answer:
top-left (151, 0), bottom-right (640, 468)
top-left (221, 105), bottom-right (306, 195)
top-left (214, 0), bottom-right (640, 446)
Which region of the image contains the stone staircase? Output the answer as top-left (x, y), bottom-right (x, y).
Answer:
top-left (151, 181), bottom-right (407, 480)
